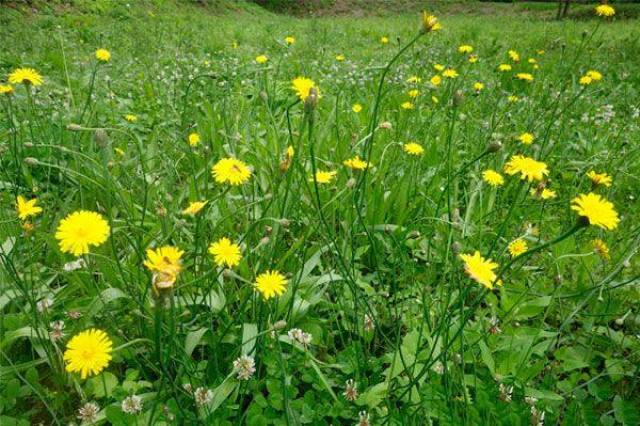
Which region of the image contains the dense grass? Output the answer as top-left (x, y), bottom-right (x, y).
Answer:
top-left (1, 2), bottom-right (640, 425)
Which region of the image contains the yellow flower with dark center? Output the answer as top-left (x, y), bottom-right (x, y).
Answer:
top-left (442, 68), bottom-right (458, 79)
top-left (408, 89), bottom-right (419, 98)
top-left (182, 201), bottom-right (207, 216)
top-left (458, 45), bottom-right (473, 54)
top-left (516, 73), bottom-right (534, 82)
top-left (517, 132), bottom-right (535, 145)
top-left (352, 103), bottom-right (363, 113)
top-left (407, 75), bottom-right (421, 84)
top-left (586, 170), bottom-right (612, 187)
top-left (55, 211), bottom-right (110, 256)
top-left (255, 270), bottom-right (287, 299)
top-left (498, 64), bottom-right (512, 72)
top-left (8, 67), bottom-right (43, 86)
top-left (208, 237), bottom-right (242, 268)
top-left (0, 84), bottom-right (14, 95)
top-left (16, 195), bottom-right (42, 221)
top-left (124, 114), bottom-right (137, 122)
top-left (508, 239), bottom-right (528, 257)
top-left (482, 170), bottom-right (504, 187)
top-left (211, 157), bottom-right (252, 185)
top-left (255, 55), bottom-right (268, 64)
top-left (285, 36), bottom-right (295, 45)
top-left (430, 75), bottom-right (442, 86)
top-left (508, 50), bottom-right (520, 62)
top-left (64, 329), bottom-right (113, 379)
top-left (95, 48), bottom-right (111, 62)
top-left (311, 170), bottom-right (337, 184)
top-left (571, 192), bottom-right (619, 230)
top-left (291, 77), bottom-right (319, 102)
top-left (504, 155), bottom-right (549, 182)
top-left (343, 155), bottom-right (370, 170)
top-left (188, 132), bottom-right (201, 147)
top-left (403, 142), bottom-right (424, 156)
top-left (586, 70), bottom-right (602, 81)
top-left (144, 246), bottom-right (184, 278)
top-left (592, 238), bottom-right (610, 260)
top-left (460, 251), bottom-right (501, 290)
top-left (595, 4), bottom-right (615, 17)
top-left (401, 101), bottom-right (414, 110)
top-left (335, 54), bottom-right (345, 62)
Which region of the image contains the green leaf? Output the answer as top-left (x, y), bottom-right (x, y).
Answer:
top-left (242, 323), bottom-right (258, 356)
top-left (613, 395), bottom-right (640, 426)
top-left (205, 377), bottom-right (238, 413)
top-left (524, 387), bottom-right (564, 402)
top-left (89, 371), bottom-right (118, 398)
top-left (185, 327), bottom-right (209, 357)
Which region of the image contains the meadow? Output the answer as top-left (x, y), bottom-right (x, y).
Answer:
top-left (1, 1), bottom-right (640, 424)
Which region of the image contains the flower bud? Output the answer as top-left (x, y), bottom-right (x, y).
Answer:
top-left (24, 157), bottom-right (38, 166)
top-left (487, 141), bottom-right (502, 153)
top-left (66, 123), bottom-right (83, 131)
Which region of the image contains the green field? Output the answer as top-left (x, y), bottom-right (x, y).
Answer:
top-left (1, 1), bottom-right (640, 425)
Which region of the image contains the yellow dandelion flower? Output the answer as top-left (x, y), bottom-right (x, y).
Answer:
top-left (595, 4), bottom-right (615, 17)
top-left (403, 142), bottom-right (424, 156)
top-left (352, 103), bottom-right (363, 113)
top-left (473, 82), bottom-right (484, 92)
top-left (468, 54), bottom-right (479, 63)
top-left (124, 114), bottom-right (137, 123)
top-left (255, 55), bottom-right (268, 64)
top-left (482, 169), bottom-right (504, 187)
top-left (458, 45), bottom-right (473, 54)
top-left (291, 77), bottom-right (319, 102)
top-left (504, 155), bottom-right (549, 182)
top-left (285, 36), bottom-right (295, 45)
top-left (407, 75), bottom-right (421, 84)
top-left (571, 192), bottom-right (619, 230)
top-left (579, 75), bottom-right (593, 86)
top-left (211, 157), bottom-right (252, 185)
top-left (539, 188), bottom-right (557, 200)
top-left (586, 70), bottom-right (602, 81)
top-left (508, 50), bottom-right (520, 62)
top-left (286, 145), bottom-right (294, 158)
top-left (433, 64), bottom-right (445, 72)
top-left (528, 58), bottom-right (537, 64)
top-left (144, 246), bottom-right (184, 277)
top-left (8, 68), bottom-right (43, 86)
top-left (380, 36), bottom-right (389, 44)
top-left (587, 170), bottom-right (612, 187)
top-left (310, 170), bottom-right (337, 184)
top-left (508, 239), bottom-right (528, 257)
top-left (498, 64), bottom-right (512, 72)
top-left (517, 132), bottom-right (535, 145)
top-left (16, 195), bottom-right (42, 221)
top-left (508, 95), bottom-right (519, 103)
top-left (460, 251), bottom-right (501, 290)
top-left (421, 12), bottom-right (440, 32)
top-left (55, 211), bottom-right (110, 256)
top-left (408, 89), bottom-right (419, 98)
top-left (430, 75), bottom-right (442, 86)
top-left (95, 48), bottom-right (111, 62)
top-left (208, 237), bottom-right (242, 268)
top-left (255, 270), bottom-right (287, 300)
top-left (0, 84), bottom-right (14, 95)
top-left (401, 101), bottom-right (414, 110)
top-left (64, 329), bottom-right (113, 379)
top-left (188, 132), bottom-right (201, 147)
top-left (442, 68), bottom-right (458, 79)
top-left (335, 54), bottom-right (345, 62)
top-left (182, 201), bottom-right (207, 216)
top-left (343, 155), bottom-right (370, 171)
top-left (592, 238), bottom-right (610, 260)
top-left (516, 73), bottom-right (534, 82)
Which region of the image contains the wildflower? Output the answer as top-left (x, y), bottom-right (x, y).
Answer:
top-left (64, 329), bottom-right (113, 379)
top-left (254, 270), bottom-right (287, 299)
top-left (208, 237), bottom-right (242, 268)
top-left (8, 67), bottom-right (43, 86)
top-left (442, 68), bottom-right (458, 79)
top-left (211, 157), bottom-right (252, 185)
top-left (498, 64), bottom-right (512, 72)
top-left (517, 132), bottom-right (535, 145)
top-left (586, 70), bottom-right (602, 81)
top-left (508, 95), bottom-right (519, 103)
top-left (482, 169), bottom-right (504, 187)
top-left (233, 354), bottom-right (256, 380)
top-left (458, 45), bottom-right (473, 53)
top-left (49, 320), bottom-right (65, 341)
top-left (407, 75), bottom-right (421, 83)
top-left (343, 379), bottom-right (359, 401)
top-left (508, 50), bottom-right (520, 62)
top-left (335, 54), bottom-right (345, 62)
top-left (530, 406), bottom-right (546, 426)
top-left (530, 187), bottom-right (557, 200)
top-left (488, 316), bottom-right (502, 334)
top-left (508, 239), bottom-right (528, 257)
top-left (352, 103), bottom-right (363, 113)
top-left (188, 132), bottom-right (201, 147)
top-left (504, 155), bottom-right (549, 182)
top-left (516, 73), bottom-right (534, 82)
top-left (291, 77), bottom-right (319, 102)
top-left (343, 155), bottom-right (370, 171)
top-left (37, 298), bottom-right (53, 313)
top-left (433, 64), bottom-right (444, 72)
top-left (592, 238), bottom-right (610, 260)
top-left (579, 75), bottom-right (593, 86)
top-left (571, 193), bottom-right (619, 230)
top-left (421, 12), bottom-right (441, 32)
top-left (182, 200), bottom-right (207, 216)
top-left (430, 75), bottom-right (442, 86)
top-left (285, 36), bottom-right (295, 45)
top-left (357, 411), bottom-right (371, 426)
top-left (77, 402), bottom-right (100, 424)
top-left (194, 387), bottom-right (213, 406)
top-left (0, 84), bottom-right (14, 95)
top-left (403, 142), bottom-right (424, 156)
top-left (468, 54), bottom-right (478, 63)
top-left (460, 251), bottom-right (501, 290)
top-left (311, 170), bottom-right (337, 184)
top-left (124, 114), bottom-right (137, 122)
top-left (64, 258), bottom-right (86, 272)
top-left (16, 195), bottom-right (42, 221)
top-left (364, 313), bottom-right (375, 332)
top-left (473, 82), bottom-right (484, 92)
top-left (288, 328), bottom-right (312, 348)
top-left (528, 58), bottom-right (537, 64)
top-left (380, 36), bottom-right (389, 44)
top-left (121, 395), bottom-right (143, 414)
top-left (144, 246), bottom-right (184, 278)
top-left (401, 101), bottom-right (414, 110)
top-left (231, 41), bottom-right (238, 49)
top-left (587, 170), bottom-right (612, 187)
top-left (408, 89), bottom-right (419, 98)
top-left (255, 55), bottom-right (268, 64)
top-left (55, 211), bottom-right (110, 256)
top-left (95, 48), bottom-right (111, 62)
top-left (499, 383), bottom-right (514, 402)
top-left (287, 146), bottom-right (294, 158)
top-left (595, 4), bottom-right (615, 17)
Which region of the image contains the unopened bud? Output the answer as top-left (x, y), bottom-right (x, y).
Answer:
top-left (451, 241), bottom-right (462, 255)
top-left (487, 141), bottom-right (502, 153)
top-left (94, 128), bottom-right (108, 146)
top-left (259, 236), bottom-right (270, 246)
top-left (66, 123), bottom-right (82, 131)
top-left (24, 142), bottom-right (34, 149)
top-left (304, 88), bottom-right (318, 113)
top-left (279, 218), bottom-right (291, 228)
top-left (453, 90), bottom-right (465, 107)
top-left (346, 177), bottom-right (357, 188)
top-left (273, 320), bottom-right (287, 330)
top-left (24, 157), bottom-right (38, 166)
top-left (378, 121), bottom-right (392, 130)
